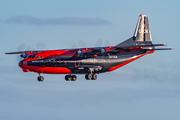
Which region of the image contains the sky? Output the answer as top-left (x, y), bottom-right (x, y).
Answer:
top-left (0, 0), bottom-right (180, 120)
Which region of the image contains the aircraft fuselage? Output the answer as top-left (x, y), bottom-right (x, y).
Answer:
top-left (19, 48), bottom-right (153, 74)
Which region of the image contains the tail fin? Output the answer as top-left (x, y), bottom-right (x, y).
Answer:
top-left (134, 14), bottom-right (152, 43)
top-left (117, 14), bottom-right (153, 46)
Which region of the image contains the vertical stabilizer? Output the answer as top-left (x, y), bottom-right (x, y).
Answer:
top-left (117, 14), bottom-right (152, 46)
top-left (133, 14), bottom-right (152, 42)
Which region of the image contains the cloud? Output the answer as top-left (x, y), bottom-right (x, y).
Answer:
top-left (4, 16), bottom-right (111, 26)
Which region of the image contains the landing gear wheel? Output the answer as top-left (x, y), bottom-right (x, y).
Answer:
top-left (92, 74), bottom-right (97, 80)
top-left (85, 74), bottom-right (97, 80)
top-left (72, 75), bottom-right (77, 81)
top-left (85, 74), bottom-right (93, 80)
top-left (88, 74), bottom-right (92, 79)
top-left (38, 76), bottom-right (44, 82)
top-left (85, 74), bottom-right (89, 80)
top-left (65, 75), bottom-right (69, 81)
top-left (67, 75), bottom-right (72, 81)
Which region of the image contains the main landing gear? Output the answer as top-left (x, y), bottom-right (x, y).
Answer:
top-left (64, 74), bottom-right (97, 81)
top-left (85, 74), bottom-right (97, 80)
top-left (37, 73), bottom-right (44, 82)
top-left (65, 75), bottom-right (77, 81)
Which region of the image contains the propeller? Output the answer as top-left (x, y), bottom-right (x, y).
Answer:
top-left (16, 43), bottom-right (46, 63)
top-left (71, 42), bottom-right (77, 48)
top-left (104, 39), bottom-right (111, 46)
top-left (95, 39), bottom-right (103, 47)
top-left (16, 43), bottom-right (26, 63)
top-left (71, 39), bottom-right (111, 48)
top-left (36, 42), bottom-right (45, 50)
top-left (77, 40), bottom-right (87, 48)
top-left (95, 39), bottom-right (111, 47)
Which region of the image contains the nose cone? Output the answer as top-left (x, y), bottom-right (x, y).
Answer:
top-left (19, 60), bottom-right (24, 68)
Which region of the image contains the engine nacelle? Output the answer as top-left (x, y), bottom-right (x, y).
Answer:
top-left (76, 50), bottom-right (83, 56)
top-left (20, 52), bottom-right (27, 58)
top-left (99, 48), bottom-right (106, 54)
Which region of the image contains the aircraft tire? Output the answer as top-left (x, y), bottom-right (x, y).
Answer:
top-left (88, 74), bottom-right (92, 80)
top-left (38, 76), bottom-right (44, 82)
top-left (85, 74), bottom-right (89, 80)
top-left (65, 75), bottom-right (69, 81)
top-left (71, 75), bottom-right (77, 81)
top-left (92, 74), bottom-right (97, 80)
top-left (67, 75), bottom-right (72, 81)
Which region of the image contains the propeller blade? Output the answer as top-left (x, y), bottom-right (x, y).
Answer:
top-left (95, 39), bottom-right (103, 47)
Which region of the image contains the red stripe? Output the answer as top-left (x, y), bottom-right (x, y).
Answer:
top-left (22, 66), bottom-right (72, 74)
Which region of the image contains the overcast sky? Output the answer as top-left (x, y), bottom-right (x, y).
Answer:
top-left (0, 0), bottom-right (179, 120)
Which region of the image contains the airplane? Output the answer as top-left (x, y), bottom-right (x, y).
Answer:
top-left (5, 14), bottom-right (173, 82)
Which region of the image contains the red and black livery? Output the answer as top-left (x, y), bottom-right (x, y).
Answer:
top-left (6, 15), bottom-right (173, 81)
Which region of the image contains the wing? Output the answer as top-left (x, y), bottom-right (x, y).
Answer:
top-left (5, 50), bottom-right (39, 55)
top-left (73, 44), bottom-right (173, 58)
top-left (5, 51), bottom-right (27, 54)
top-left (5, 50), bottom-right (40, 58)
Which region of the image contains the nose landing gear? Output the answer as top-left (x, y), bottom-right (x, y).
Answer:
top-left (37, 73), bottom-right (44, 82)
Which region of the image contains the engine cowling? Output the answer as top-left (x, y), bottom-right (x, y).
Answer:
top-left (20, 52), bottom-right (27, 58)
top-left (76, 50), bottom-right (83, 56)
top-left (99, 48), bottom-right (106, 54)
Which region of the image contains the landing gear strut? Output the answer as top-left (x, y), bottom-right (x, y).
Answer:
top-left (37, 73), bottom-right (44, 82)
top-left (65, 75), bottom-right (77, 81)
top-left (85, 74), bottom-right (97, 80)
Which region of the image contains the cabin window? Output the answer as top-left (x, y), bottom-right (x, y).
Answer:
top-left (28, 55), bottom-right (35, 58)
top-left (34, 55), bottom-right (42, 59)
top-left (28, 55), bottom-right (42, 59)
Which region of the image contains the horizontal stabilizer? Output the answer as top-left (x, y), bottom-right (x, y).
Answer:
top-left (144, 48), bottom-right (173, 51)
top-left (117, 44), bottom-right (167, 49)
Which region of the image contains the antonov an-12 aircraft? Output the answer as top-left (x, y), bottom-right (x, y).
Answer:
top-left (5, 14), bottom-right (173, 81)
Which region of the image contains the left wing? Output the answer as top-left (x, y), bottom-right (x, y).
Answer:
top-left (74, 44), bottom-right (173, 58)
top-left (5, 50), bottom-right (39, 55)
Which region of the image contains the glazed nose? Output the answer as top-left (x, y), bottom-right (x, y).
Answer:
top-left (19, 60), bottom-right (24, 68)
